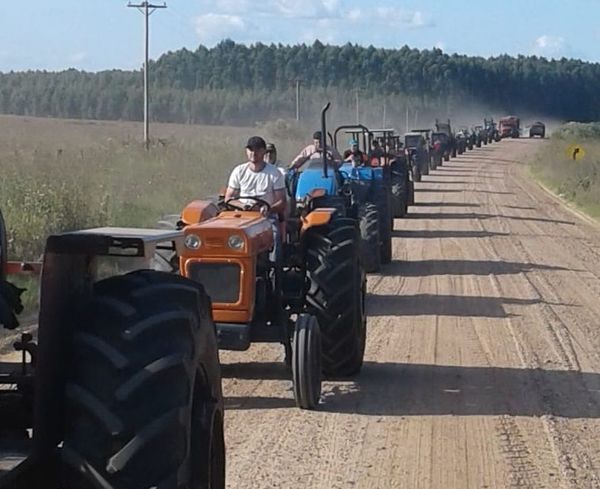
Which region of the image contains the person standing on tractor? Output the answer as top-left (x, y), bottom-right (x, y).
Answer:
top-left (343, 139), bottom-right (366, 166)
top-left (225, 136), bottom-right (287, 261)
top-left (288, 130), bottom-right (342, 171)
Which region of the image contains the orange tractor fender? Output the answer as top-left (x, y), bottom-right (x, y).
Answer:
top-left (301, 208), bottom-right (337, 233)
top-left (181, 200), bottom-right (219, 226)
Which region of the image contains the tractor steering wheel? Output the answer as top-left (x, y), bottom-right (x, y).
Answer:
top-left (225, 196), bottom-right (272, 213)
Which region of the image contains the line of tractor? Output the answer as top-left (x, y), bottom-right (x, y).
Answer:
top-left (0, 106), bottom-right (539, 488)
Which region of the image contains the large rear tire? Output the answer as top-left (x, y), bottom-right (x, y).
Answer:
top-left (357, 202), bottom-right (381, 273)
top-left (0, 209), bottom-right (6, 280)
top-left (411, 162), bottom-right (421, 182)
top-left (62, 270), bottom-right (225, 489)
top-left (390, 166), bottom-right (408, 218)
top-left (373, 183), bottom-right (392, 265)
top-left (292, 314), bottom-right (322, 410)
top-left (305, 218), bottom-right (366, 377)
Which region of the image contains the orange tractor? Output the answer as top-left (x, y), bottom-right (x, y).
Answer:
top-left (177, 187), bottom-right (367, 409)
top-left (0, 209), bottom-right (225, 488)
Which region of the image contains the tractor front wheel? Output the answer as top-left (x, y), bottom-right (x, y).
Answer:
top-left (292, 314), bottom-right (322, 409)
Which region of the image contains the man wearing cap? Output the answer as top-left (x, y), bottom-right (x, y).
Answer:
top-left (225, 136), bottom-right (286, 261)
top-left (288, 130), bottom-right (342, 171)
top-left (264, 142), bottom-right (285, 175)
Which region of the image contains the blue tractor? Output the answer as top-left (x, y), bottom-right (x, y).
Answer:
top-left (288, 106), bottom-right (392, 273)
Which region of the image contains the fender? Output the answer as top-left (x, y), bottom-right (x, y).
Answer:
top-left (181, 200), bottom-right (219, 226)
top-left (301, 208), bottom-right (337, 233)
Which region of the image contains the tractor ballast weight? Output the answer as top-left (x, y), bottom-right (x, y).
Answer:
top-left (0, 215), bottom-right (225, 489)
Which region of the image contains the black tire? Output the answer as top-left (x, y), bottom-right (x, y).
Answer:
top-left (390, 171), bottom-right (408, 218)
top-left (357, 202), bottom-right (381, 273)
top-left (304, 218), bottom-right (366, 377)
top-left (62, 270), bottom-right (225, 489)
top-left (412, 162), bottom-right (421, 182)
top-left (0, 209), bottom-right (6, 280)
top-left (373, 183), bottom-right (392, 265)
top-left (292, 314), bottom-right (322, 410)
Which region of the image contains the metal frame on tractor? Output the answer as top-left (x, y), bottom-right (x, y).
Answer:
top-left (0, 220), bottom-right (224, 488)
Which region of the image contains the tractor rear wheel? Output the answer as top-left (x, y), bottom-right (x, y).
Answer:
top-left (390, 167), bottom-right (408, 218)
top-left (292, 314), bottom-right (322, 409)
top-left (412, 162), bottom-right (421, 182)
top-left (305, 217), bottom-right (366, 377)
top-left (373, 184), bottom-right (392, 265)
top-left (0, 209), bottom-right (7, 280)
top-left (62, 270), bottom-right (225, 489)
top-left (358, 202), bottom-right (381, 273)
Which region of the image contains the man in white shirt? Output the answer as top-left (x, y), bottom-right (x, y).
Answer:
top-left (225, 136), bottom-right (286, 261)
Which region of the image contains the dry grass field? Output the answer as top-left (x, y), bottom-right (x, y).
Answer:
top-left (0, 115), bottom-right (306, 259)
top-left (0, 115), bottom-right (306, 312)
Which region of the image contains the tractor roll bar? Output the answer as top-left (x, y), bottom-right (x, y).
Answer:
top-left (321, 102), bottom-right (331, 178)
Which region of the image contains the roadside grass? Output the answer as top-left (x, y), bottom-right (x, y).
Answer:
top-left (531, 128), bottom-right (600, 220)
top-left (0, 115), bottom-right (306, 260)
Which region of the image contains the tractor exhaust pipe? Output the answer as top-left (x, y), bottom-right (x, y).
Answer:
top-left (321, 102), bottom-right (331, 179)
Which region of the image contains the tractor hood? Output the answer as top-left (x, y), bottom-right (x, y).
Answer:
top-left (295, 167), bottom-right (337, 201)
top-left (183, 211), bottom-right (273, 257)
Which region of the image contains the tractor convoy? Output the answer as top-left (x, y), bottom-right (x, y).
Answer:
top-left (0, 108), bottom-right (537, 488)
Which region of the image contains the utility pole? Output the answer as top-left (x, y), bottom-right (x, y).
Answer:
top-left (128, 1), bottom-right (167, 149)
top-left (355, 89), bottom-right (360, 124)
top-left (295, 79), bottom-right (302, 121)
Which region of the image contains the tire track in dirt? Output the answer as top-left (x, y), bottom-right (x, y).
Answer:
top-left (469, 146), bottom-right (600, 489)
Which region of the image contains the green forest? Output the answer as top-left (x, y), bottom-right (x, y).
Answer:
top-left (1, 40), bottom-right (598, 126)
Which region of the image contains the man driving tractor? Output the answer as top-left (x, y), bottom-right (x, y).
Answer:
top-left (288, 130), bottom-right (342, 171)
top-left (343, 139), bottom-right (367, 166)
top-left (225, 136), bottom-right (287, 261)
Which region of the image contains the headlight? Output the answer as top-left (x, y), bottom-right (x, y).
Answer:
top-left (184, 234), bottom-right (202, 250)
top-left (227, 235), bottom-right (245, 250)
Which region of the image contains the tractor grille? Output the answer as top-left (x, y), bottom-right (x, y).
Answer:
top-left (187, 262), bottom-right (241, 304)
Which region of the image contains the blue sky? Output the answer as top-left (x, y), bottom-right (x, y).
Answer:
top-left (1, 0), bottom-right (598, 72)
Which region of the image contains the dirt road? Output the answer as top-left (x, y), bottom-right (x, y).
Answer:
top-left (220, 138), bottom-right (600, 489)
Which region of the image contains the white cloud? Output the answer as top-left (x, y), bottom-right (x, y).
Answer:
top-left (346, 8), bottom-right (361, 21)
top-left (194, 14), bottom-right (248, 45)
top-left (434, 41), bottom-right (445, 51)
top-left (533, 35), bottom-right (567, 58)
top-left (215, 0), bottom-right (250, 13)
top-left (271, 0), bottom-right (341, 18)
top-left (375, 7), bottom-right (434, 28)
top-left (68, 52), bottom-right (87, 63)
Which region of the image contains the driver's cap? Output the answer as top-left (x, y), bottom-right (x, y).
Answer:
top-left (246, 136), bottom-right (267, 150)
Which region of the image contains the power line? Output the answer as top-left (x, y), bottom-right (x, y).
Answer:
top-left (127, 1), bottom-right (167, 149)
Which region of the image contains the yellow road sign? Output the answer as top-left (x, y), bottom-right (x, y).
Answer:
top-left (566, 144), bottom-right (586, 161)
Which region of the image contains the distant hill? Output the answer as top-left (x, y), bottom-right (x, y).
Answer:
top-left (1, 40), bottom-right (598, 126)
